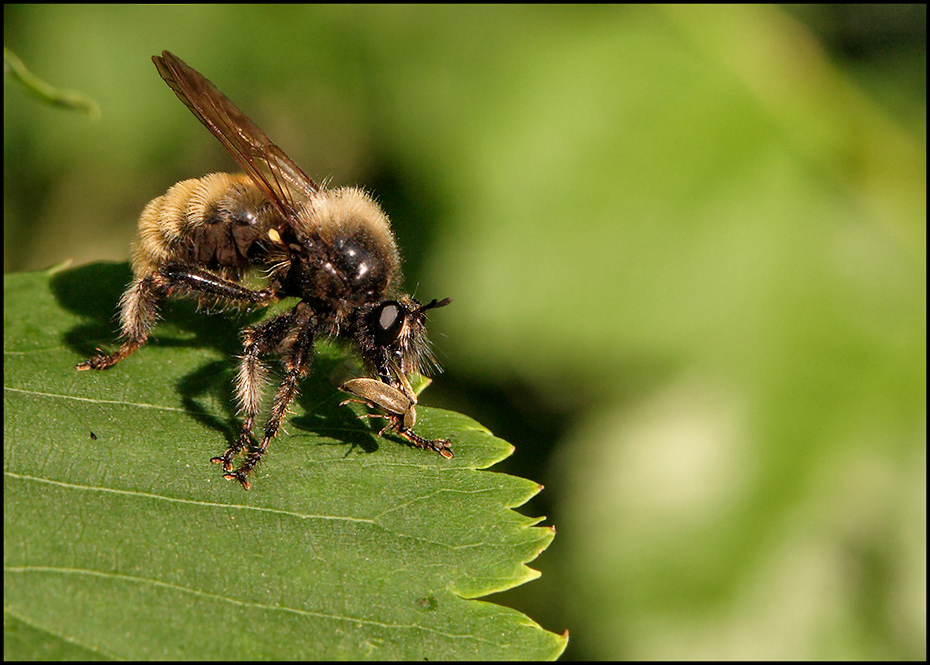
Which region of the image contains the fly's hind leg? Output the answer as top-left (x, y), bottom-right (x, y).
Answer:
top-left (76, 262), bottom-right (275, 371)
top-left (76, 274), bottom-right (162, 370)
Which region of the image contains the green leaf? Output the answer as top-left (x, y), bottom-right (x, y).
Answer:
top-left (3, 263), bottom-right (567, 660)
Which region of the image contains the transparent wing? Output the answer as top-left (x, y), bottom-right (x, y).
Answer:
top-left (153, 51), bottom-right (319, 218)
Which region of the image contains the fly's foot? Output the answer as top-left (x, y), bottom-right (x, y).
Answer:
top-left (76, 340), bottom-right (144, 371)
top-left (223, 468), bottom-right (252, 491)
top-left (383, 413), bottom-right (452, 459)
top-left (211, 430), bottom-right (253, 472)
top-left (397, 423), bottom-right (453, 459)
top-left (223, 451), bottom-right (263, 490)
top-left (210, 450), bottom-right (236, 473)
top-left (76, 352), bottom-right (122, 371)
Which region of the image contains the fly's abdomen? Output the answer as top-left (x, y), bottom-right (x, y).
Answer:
top-left (132, 172), bottom-right (280, 278)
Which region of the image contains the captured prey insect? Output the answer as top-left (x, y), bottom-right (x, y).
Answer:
top-left (77, 51), bottom-right (453, 488)
top-left (338, 377), bottom-right (453, 457)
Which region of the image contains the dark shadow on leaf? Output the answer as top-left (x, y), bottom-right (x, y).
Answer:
top-left (175, 358), bottom-right (240, 453)
top-left (288, 353), bottom-right (381, 456)
top-left (53, 262), bottom-right (385, 461)
top-left (52, 262), bottom-right (261, 362)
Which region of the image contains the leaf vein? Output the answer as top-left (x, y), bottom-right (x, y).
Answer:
top-left (4, 386), bottom-right (193, 413)
top-left (5, 566), bottom-right (501, 643)
top-left (4, 472), bottom-right (375, 523)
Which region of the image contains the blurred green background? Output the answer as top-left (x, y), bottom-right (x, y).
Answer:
top-left (4, 5), bottom-right (925, 660)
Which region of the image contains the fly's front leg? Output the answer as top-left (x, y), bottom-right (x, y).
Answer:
top-left (212, 310), bottom-right (296, 472)
top-left (387, 371), bottom-right (453, 458)
top-left (226, 305), bottom-right (316, 489)
top-left (394, 424), bottom-right (453, 459)
top-left (339, 377), bottom-right (453, 459)
top-left (77, 262), bottom-right (275, 371)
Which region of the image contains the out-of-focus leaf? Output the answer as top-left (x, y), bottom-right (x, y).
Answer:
top-left (4, 47), bottom-right (100, 118)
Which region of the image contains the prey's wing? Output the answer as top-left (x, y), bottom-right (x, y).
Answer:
top-left (153, 51), bottom-right (318, 218)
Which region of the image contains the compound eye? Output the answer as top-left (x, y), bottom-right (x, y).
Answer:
top-left (373, 301), bottom-right (404, 346)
